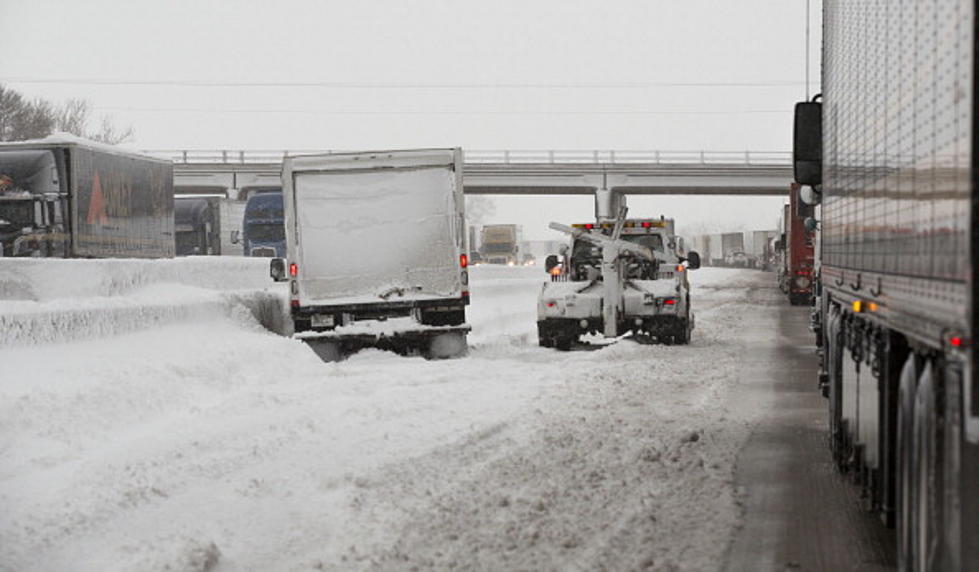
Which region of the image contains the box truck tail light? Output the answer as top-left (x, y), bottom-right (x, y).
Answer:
top-left (460, 253), bottom-right (468, 268)
top-left (290, 299), bottom-right (299, 308)
top-left (289, 263), bottom-right (298, 277)
top-left (585, 223), bottom-right (594, 229)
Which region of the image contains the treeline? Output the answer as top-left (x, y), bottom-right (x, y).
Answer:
top-left (0, 83), bottom-right (133, 144)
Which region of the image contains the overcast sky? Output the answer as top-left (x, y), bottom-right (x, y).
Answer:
top-left (0, 0), bottom-right (821, 239)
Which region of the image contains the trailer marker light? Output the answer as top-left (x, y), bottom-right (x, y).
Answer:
top-left (460, 253), bottom-right (468, 268)
top-left (867, 302), bottom-right (878, 312)
top-left (289, 263), bottom-right (298, 277)
top-left (852, 300), bottom-right (863, 313)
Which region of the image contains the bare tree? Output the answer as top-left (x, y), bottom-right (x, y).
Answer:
top-left (55, 98), bottom-right (90, 136)
top-left (0, 84), bottom-right (134, 144)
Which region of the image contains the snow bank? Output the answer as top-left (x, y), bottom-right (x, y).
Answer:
top-left (0, 258), bottom-right (289, 345)
top-left (0, 257), bottom-right (275, 301)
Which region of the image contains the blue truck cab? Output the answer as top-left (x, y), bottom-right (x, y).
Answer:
top-left (241, 190), bottom-right (284, 257)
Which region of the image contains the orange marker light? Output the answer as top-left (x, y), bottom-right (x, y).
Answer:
top-left (460, 253), bottom-right (468, 268)
top-left (675, 265), bottom-right (685, 272)
top-left (852, 300), bottom-right (863, 313)
top-left (289, 263), bottom-right (298, 277)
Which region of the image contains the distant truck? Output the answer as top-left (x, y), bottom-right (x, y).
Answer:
top-left (744, 230), bottom-right (777, 270)
top-left (783, 184), bottom-right (814, 305)
top-left (174, 195), bottom-right (222, 255)
top-left (480, 224), bottom-right (520, 265)
top-left (272, 148), bottom-right (470, 360)
top-left (720, 232), bottom-right (745, 266)
top-left (0, 136), bottom-right (174, 258)
top-left (235, 190), bottom-right (285, 257)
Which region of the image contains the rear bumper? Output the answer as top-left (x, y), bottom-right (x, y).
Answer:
top-left (292, 295), bottom-right (469, 332)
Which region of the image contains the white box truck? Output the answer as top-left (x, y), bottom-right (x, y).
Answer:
top-left (272, 148), bottom-right (470, 360)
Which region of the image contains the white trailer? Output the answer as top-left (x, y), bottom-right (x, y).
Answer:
top-left (273, 148), bottom-right (470, 360)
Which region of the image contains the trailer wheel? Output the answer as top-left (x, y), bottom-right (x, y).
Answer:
top-left (909, 362), bottom-right (942, 572)
top-left (896, 355), bottom-right (918, 571)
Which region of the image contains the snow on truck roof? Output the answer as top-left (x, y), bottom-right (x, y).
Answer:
top-left (284, 148), bottom-right (461, 172)
top-left (0, 133), bottom-right (171, 165)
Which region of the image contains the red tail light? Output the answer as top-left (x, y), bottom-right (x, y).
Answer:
top-left (460, 253), bottom-right (468, 268)
top-left (585, 223), bottom-right (594, 229)
top-left (289, 263), bottom-right (298, 277)
top-left (663, 298), bottom-right (676, 305)
top-left (641, 221), bottom-right (652, 228)
top-left (290, 299), bottom-right (299, 308)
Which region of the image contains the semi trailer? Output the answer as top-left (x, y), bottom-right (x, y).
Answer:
top-left (0, 136), bottom-right (174, 258)
top-left (796, 2), bottom-right (978, 569)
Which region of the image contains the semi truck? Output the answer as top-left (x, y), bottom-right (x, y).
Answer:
top-left (795, 2), bottom-right (978, 569)
top-left (720, 232), bottom-right (746, 267)
top-left (479, 224), bottom-right (520, 265)
top-left (537, 212), bottom-right (700, 349)
top-left (783, 184), bottom-right (815, 305)
top-left (0, 136), bottom-right (174, 258)
top-left (174, 195), bottom-right (222, 256)
top-left (744, 230), bottom-right (777, 270)
top-left (235, 190), bottom-right (285, 257)
top-left (272, 148), bottom-right (470, 360)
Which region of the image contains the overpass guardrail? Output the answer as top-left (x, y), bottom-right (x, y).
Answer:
top-left (148, 149), bottom-right (792, 166)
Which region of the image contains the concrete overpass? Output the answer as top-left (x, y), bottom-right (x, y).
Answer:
top-left (155, 149), bottom-right (794, 200)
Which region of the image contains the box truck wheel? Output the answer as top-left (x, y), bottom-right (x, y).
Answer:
top-left (426, 332), bottom-right (468, 359)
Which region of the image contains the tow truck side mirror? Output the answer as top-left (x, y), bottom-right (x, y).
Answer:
top-left (544, 254), bottom-right (559, 272)
top-left (270, 257), bottom-right (288, 282)
top-left (685, 251), bottom-right (701, 270)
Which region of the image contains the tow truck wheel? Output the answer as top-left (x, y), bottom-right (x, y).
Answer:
top-left (674, 322), bottom-right (690, 345)
top-left (554, 337), bottom-right (574, 351)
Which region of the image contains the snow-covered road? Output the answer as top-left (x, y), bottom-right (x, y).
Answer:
top-left (1, 264), bottom-right (784, 571)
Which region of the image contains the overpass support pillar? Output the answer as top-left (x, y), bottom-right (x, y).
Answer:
top-left (595, 188), bottom-right (627, 223)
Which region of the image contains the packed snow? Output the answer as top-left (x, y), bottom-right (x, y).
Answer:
top-left (0, 261), bottom-right (786, 571)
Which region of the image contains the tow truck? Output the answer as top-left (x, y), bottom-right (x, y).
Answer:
top-left (537, 208), bottom-right (700, 350)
